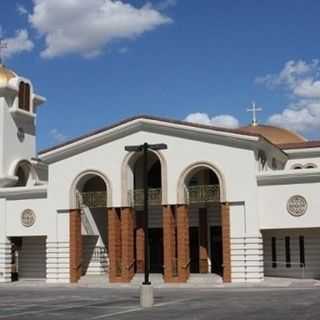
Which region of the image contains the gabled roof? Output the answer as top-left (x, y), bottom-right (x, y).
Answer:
top-left (39, 115), bottom-right (263, 155)
top-left (38, 115), bottom-right (289, 164)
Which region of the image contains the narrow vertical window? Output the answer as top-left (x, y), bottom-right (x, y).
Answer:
top-left (285, 236), bottom-right (291, 268)
top-left (299, 236), bottom-right (305, 267)
top-left (18, 82), bottom-right (25, 110)
top-left (25, 83), bottom-right (30, 111)
top-left (18, 82), bottom-right (31, 112)
top-left (272, 237), bottom-right (277, 268)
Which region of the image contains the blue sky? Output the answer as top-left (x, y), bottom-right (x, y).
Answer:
top-left (1, 0), bottom-right (320, 149)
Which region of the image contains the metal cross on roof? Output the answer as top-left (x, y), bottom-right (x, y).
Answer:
top-left (0, 40), bottom-right (8, 65)
top-left (247, 101), bottom-right (262, 127)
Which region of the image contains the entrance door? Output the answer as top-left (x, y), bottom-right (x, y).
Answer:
top-left (210, 226), bottom-right (223, 275)
top-left (149, 228), bottom-right (163, 273)
top-left (19, 236), bottom-right (47, 280)
top-left (189, 227), bottom-right (199, 273)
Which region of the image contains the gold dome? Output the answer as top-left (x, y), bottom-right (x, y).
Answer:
top-left (0, 64), bottom-right (16, 87)
top-left (238, 124), bottom-right (306, 145)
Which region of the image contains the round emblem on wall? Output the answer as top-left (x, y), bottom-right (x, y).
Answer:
top-left (21, 209), bottom-right (36, 227)
top-left (287, 195), bottom-right (307, 217)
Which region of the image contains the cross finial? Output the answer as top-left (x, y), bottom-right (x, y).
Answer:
top-left (0, 39), bottom-right (8, 66)
top-left (247, 101), bottom-right (262, 127)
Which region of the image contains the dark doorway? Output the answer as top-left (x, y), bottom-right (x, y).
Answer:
top-left (149, 228), bottom-right (163, 273)
top-left (210, 226), bottom-right (223, 275)
top-left (10, 237), bottom-right (22, 281)
top-left (189, 227), bottom-right (199, 273)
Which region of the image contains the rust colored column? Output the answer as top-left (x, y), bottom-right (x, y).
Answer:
top-left (221, 202), bottom-right (232, 283)
top-left (163, 205), bottom-right (177, 282)
top-left (69, 209), bottom-right (82, 283)
top-left (121, 207), bottom-right (135, 282)
top-left (199, 207), bottom-right (209, 273)
top-left (108, 208), bottom-right (122, 282)
top-left (135, 210), bottom-right (145, 273)
top-left (176, 205), bottom-right (190, 282)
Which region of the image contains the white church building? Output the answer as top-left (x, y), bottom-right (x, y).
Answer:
top-left (0, 64), bottom-right (320, 284)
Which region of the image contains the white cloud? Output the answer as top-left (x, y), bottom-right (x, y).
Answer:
top-left (2, 30), bottom-right (34, 60)
top-left (17, 4), bottom-right (28, 15)
top-left (293, 79), bottom-right (320, 98)
top-left (28, 0), bottom-right (172, 58)
top-left (257, 60), bottom-right (320, 134)
top-left (185, 112), bottom-right (240, 129)
top-left (49, 129), bottom-right (67, 143)
top-left (255, 60), bottom-right (319, 90)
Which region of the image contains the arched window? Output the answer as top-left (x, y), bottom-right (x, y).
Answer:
top-left (15, 163), bottom-right (32, 187)
top-left (304, 164), bottom-right (317, 169)
top-left (18, 81), bottom-right (31, 112)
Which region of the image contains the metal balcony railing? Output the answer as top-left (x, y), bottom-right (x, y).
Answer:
top-left (186, 184), bottom-right (220, 204)
top-left (77, 191), bottom-right (107, 208)
top-left (129, 188), bottom-right (162, 207)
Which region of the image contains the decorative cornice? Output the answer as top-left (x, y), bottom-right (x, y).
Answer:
top-left (0, 186), bottom-right (47, 199)
top-left (257, 170), bottom-right (320, 185)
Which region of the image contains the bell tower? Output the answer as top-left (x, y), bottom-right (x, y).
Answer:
top-left (0, 63), bottom-right (45, 187)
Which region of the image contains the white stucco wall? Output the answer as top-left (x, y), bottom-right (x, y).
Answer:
top-left (47, 129), bottom-right (261, 236)
top-left (258, 182), bottom-right (320, 230)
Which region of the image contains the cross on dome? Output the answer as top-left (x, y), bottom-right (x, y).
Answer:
top-left (247, 101), bottom-right (262, 127)
top-left (0, 40), bottom-right (8, 65)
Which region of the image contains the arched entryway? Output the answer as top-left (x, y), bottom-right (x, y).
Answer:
top-left (70, 171), bottom-right (109, 282)
top-left (129, 151), bottom-right (164, 275)
top-left (177, 162), bottom-right (231, 282)
top-left (184, 166), bottom-right (222, 275)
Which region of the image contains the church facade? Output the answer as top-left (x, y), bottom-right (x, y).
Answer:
top-left (1, 65), bottom-right (320, 284)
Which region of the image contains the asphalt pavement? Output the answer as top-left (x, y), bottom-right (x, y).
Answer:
top-left (0, 285), bottom-right (319, 319)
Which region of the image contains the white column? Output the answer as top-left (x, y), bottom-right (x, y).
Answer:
top-left (46, 207), bottom-right (71, 284)
top-left (230, 203), bottom-right (264, 282)
top-left (46, 240), bottom-right (70, 283)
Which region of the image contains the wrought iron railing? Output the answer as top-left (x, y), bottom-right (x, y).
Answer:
top-left (128, 188), bottom-right (162, 207)
top-left (77, 191), bottom-right (107, 208)
top-left (186, 184), bottom-right (220, 204)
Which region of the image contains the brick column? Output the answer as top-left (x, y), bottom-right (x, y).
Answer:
top-left (69, 209), bottom-right (82, 283)
top-left (121, 207), bottom-right (135, 282)
top-left (221, 202), bottom-right (231, 283)
top-left (199, 207), bottom-right (209, 273)
top-left (176, 205), bottom-right (190, 282)
top-left (135, 210), bottom-right (145, 273)
top-left (108, 208), bottom-right (122, 282)
top-left (163, 205), bottom-right (177, 282)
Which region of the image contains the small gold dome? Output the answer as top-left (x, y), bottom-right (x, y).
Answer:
top-left (0, 64), bottom-right (16, 87)
top-left (238, 124), bottom-right (306, 145)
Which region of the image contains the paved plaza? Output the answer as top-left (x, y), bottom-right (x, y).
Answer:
top-left (0, 284), bottom-right (320, 319)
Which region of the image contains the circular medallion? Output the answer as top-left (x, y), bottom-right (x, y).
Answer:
top-left (21, 209), bottom-right (36, 227)
top-left (287, 195), bottom-right (307, 217)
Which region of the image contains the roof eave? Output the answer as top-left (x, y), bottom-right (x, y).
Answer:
top-left (39, 116), bottom-right (262, 163)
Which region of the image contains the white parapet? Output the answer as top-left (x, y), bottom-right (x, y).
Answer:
top-left (46, 241), bottom-right (70, 283)
top-left (0, 240), bottom-right (12, 283)
top-left (231, 236), bottom-right (264, 282)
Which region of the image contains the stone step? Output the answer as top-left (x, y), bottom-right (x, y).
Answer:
top-left (78, 275), bottom-right (109, 285)
top-left (187, 273), bottom-right (223, 285)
